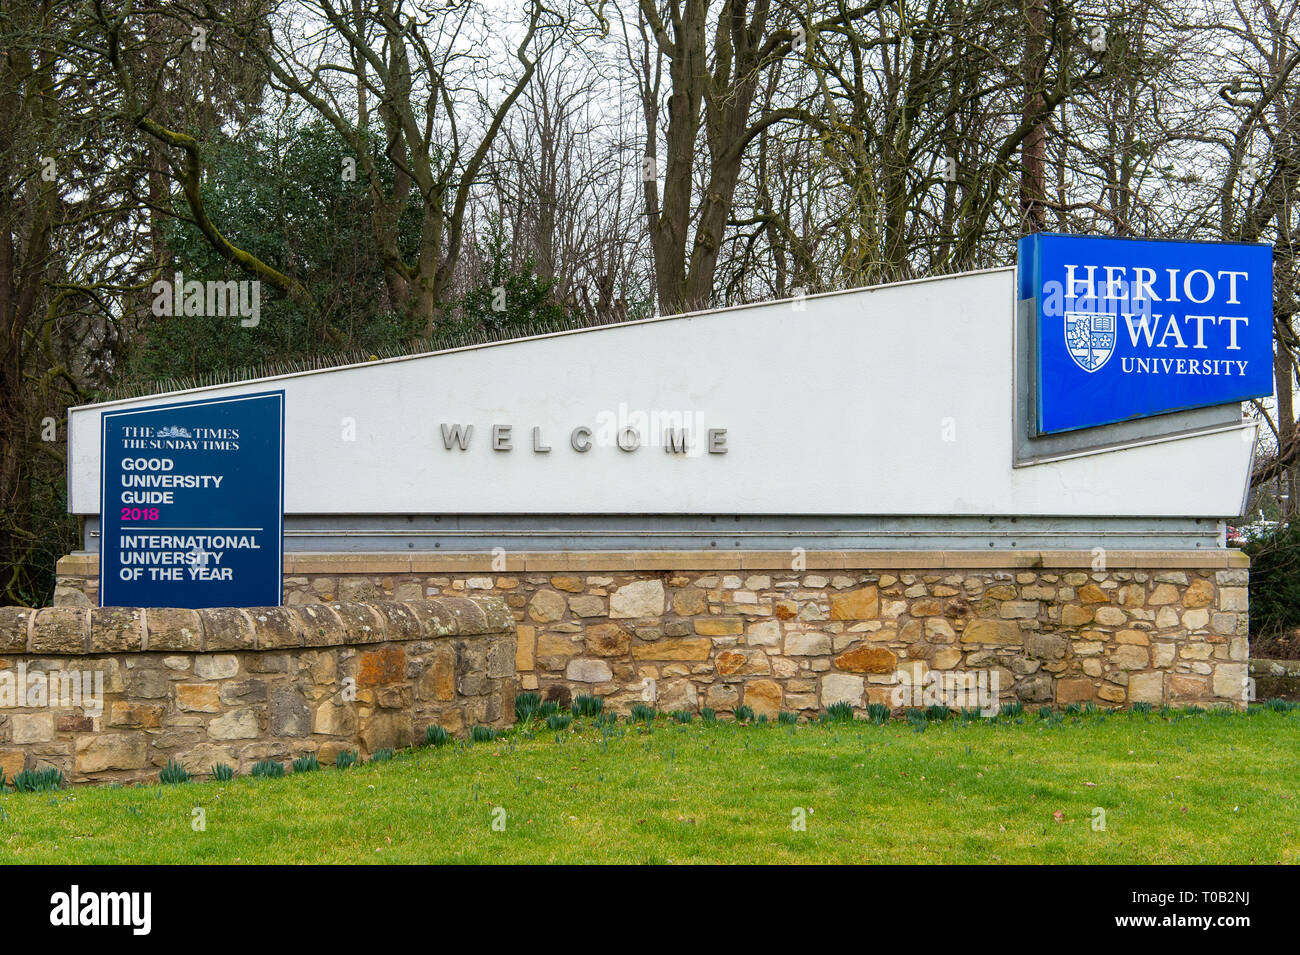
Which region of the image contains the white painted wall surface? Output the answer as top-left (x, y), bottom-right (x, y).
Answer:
top-left (68, 268), bottom-right (1256, 517)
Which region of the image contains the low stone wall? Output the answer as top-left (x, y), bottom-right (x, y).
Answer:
top-left (56, 550), bottom-right (1252, 715)
top-left (1250, 658), bottom-right (1300, 701)
top-left (0, 598), bottom-right (515, 785)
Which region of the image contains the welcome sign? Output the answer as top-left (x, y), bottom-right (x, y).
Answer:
top-left (1018, 234), bottom-right (1273, 434)
top-left (99, 391), bottom-right (284, 608)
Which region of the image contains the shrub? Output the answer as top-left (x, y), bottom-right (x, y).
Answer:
top-left (594, 712), bottom-right (618, 729)
top-left (515, 692), bottom-right (542, 722)
top-left (999, 702), bottom-right (1024, 719)
top-left (471, 725), bottom-right (497, 742)
top-left (251, 760), bottom-right (284, 779)
top-left (1130, 702), bottom-right (1153, 716)
top-left (210, 763), bottom-right (235, 782)
top-left (572, 694), bottom-right (604, 717)
top-left (335, 750), bottom-right (358, 769)
top-left (701, 707), bottom-right (717, 724)
top-left (670, 710), bottom-right (693, 724)
top-left (425, 724), bottom-right (450, 747)
top-left (12, 767), bottom-right (64, 793)
top-left (545, 714), bottom-right (572, 731)
top-left (370, 748), bottom-right (394, 763)
top-left (293, 754), bottom-right (320, 773)
top-left (159, 759), bottom-right (191, 785)
top-left (538, 700), bottom-right (560, 718)
top-left (1243, 523), bottom-right (1300, 642)
top-left (733, 705), bottom-right (755, 723)
top-left (629, 703), bottom-right (656, 723)
top-left (925, 704), bottom-right (951, 722)
top-left (778, 711), bottom-right (798, 725)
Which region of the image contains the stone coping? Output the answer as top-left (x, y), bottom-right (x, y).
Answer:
top-left (0, 598), bottom-right (511, 656)
top-left (1250, 657), bottom-right (1300, 677)
top-left (57, 549), bottom-right (1251, 576)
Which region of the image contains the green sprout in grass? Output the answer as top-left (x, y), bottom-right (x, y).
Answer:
top-left (514, 692), bottom-right (541, 722)
top-left (159, 759), bottom-right (191, 785)
top-left (822, 701), bottom-right (854, 724)
top-left (11, 768), bottom-right (64, 793)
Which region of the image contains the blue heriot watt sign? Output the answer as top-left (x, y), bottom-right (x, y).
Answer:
top-left (1018, 234), bottom-right (1274, 434)
top-left (99, 391), bottom-right (284, 608)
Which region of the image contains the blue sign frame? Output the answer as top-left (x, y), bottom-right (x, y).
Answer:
top-left (1019, 234), bottom-right (1273, 434)
top-left (99, 391), bottom-right (284, 608)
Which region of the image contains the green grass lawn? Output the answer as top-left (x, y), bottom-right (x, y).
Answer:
top-left (3, 708), bottom-right (1298, 864)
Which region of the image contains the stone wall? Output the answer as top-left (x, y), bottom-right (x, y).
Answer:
top-left (0, 597), bottom-right (514, 785)
top-left (56, 550), bottom-right (1253, 715)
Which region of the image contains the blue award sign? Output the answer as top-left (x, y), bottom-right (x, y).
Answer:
top-left (99, 391), bottom-right (284, 608)
top-left (1018, 234), bottom-right (1273, 434)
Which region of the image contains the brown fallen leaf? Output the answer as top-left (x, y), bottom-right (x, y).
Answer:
top-left (1053, 810), bottom-right (1065, 823)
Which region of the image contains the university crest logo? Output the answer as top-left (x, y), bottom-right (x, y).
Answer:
top-left (1064, 311), bottom-right (1116, 373)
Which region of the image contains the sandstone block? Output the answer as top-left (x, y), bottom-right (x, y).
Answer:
top-left (821, 673), bottom-right (865, 707)
top-left (630, 638), bottom-right (711, 661)
top-left (584, 622), bottom-right (631, 656)
top-left (566, 658), bottom-right (613, 683)
top-left (833, 645), bottom-right (897, 673)
top-left (31, 608), bottom-right (87, 654)
top-left (610, 580), bottom-right (665, 618)
top-left (76, 733), bottom-right (147, 773)
top-left (208, 708), bottom-right (259, 740)
top-left (829, 586), bottom-right (879, 620)
top-left (528, 589), bottom-right (568, 623)
top-left (1182, 578), bottom-right (1214, 609)
top-left (746, 620), bottom-right (781, 647)
top-left (744, 679), bottom-right (782, 719)
top-left (695, 617), bottom-right (743, 636)
top-left (961, 619), bottom-right (1022, 645)
top-left (176, 683), bottom-right (221, 712)
top-left (784, 631), bottom-right (832, 656)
